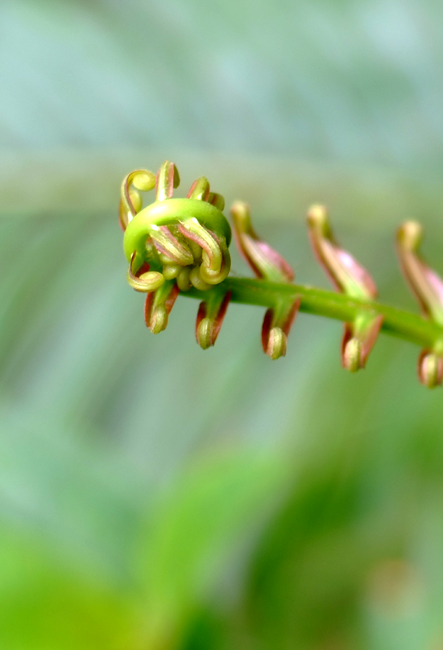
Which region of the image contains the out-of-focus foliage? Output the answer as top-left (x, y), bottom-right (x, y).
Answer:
top-left (4, 0), bottom-right (443, 168)
top-left (1, 1), bottom-right (443, 649)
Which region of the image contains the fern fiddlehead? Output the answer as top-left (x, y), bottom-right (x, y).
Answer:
top-left (119, 161), bottom-right (443, 388)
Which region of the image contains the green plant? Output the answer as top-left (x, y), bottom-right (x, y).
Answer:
top-left (120, 161), bottom-right (443, 388)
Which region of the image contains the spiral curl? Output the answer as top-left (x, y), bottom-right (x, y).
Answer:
top-left (121, 162), bottom-right (231, 296)
top-left (120, 160), bottom-right (443, 389)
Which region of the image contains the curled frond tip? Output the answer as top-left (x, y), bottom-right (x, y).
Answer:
top-left (119, 161), bottom-right (443, 388)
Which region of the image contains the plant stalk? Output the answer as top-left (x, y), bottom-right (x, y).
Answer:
top-left (183, 277), bottom-right (443, 350)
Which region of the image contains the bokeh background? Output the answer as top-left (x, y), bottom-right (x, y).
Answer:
top-left (2, 1), bottom-right (443, 648)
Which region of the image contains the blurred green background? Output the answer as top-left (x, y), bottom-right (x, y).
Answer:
top-left (2, 1), bottom-right (443, 648)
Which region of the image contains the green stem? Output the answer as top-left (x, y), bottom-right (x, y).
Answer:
top-left (183, 277), bottom-right (443, 349)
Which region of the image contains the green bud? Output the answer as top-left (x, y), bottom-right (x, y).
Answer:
top-left (195, 291), bottom-right (231, 349)
top-left (149, 305), bottom-right (168, 334)
top-left (342, 338), bottom-right (362, 373)
top-left (231, 201), bottom-right (293, 282)
top-left (200, 237), bottom-right (231, 285)
top-left (341, 314), bottom-right (383, 372)
top-left (155, 161), bottom-right (180, 201)
top-left (187, 177), bottom-right (210, 201)
top-left (132, 171), bottom-right (156, 192)
top-left (196, 318), bottom-right (213, 350)
top-left (120, 169), bottom-right (156, 229)
top-left (261, 300), bottom-right (300, 360)
top-left (418, 351), bottom-right (443, 388)
top-left (126, 253), bottom-right (165, 292)
top-left (163, 263), bottom-right (181, 280)
top-left (144, 281), bottom-right (179, 334)
top-left (207, 192), bottom-right (225, 211)
top-left (397, 220), bottom-right (443, 326)
top-left (265, 327), bottom-right (287, 360)
top-left (176, 267), bottom-right (191, 292)
top-left (307, 204), bottom-right (377, 300)
top-left (190, 266), bottom-right (212, 291)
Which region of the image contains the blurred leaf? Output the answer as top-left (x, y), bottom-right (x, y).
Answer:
top-left (136, 450), bottom-right (291, 648)
top-left (0, 527), bottom-right (138, 650)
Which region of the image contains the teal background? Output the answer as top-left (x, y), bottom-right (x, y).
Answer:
top-left (1, 1), bottom-right (443, 648)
